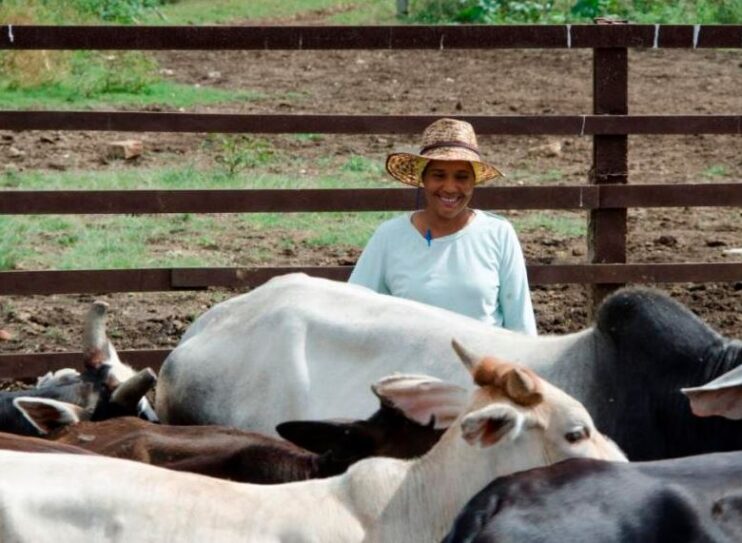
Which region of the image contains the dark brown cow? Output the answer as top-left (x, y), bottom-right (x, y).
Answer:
top-left (12, 374), bottom-right (454, 483)
top-left (0, 432), bottom-right (93, 456)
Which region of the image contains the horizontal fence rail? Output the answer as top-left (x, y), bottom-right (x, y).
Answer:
top-left (0, 350), bottom-right (169, 379)
top-left (2, 184), bottom-right (742, 215)
top-left (1, 25), bottom-right (741, 50)
top-left (1, 112), bottom-right (740, 135)
top-left (3, 263), bottom-right (742, 296)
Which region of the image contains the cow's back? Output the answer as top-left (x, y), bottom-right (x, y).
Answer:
top-left (155, 274), bottom-right (572, 435)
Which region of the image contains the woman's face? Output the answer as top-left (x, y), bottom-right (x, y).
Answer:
top-left (421, 160), bottom-right (476, 221)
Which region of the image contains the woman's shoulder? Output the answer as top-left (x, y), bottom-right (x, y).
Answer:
top-left (373, 213), bottom-right (414, 236)
top-left (472, 210), bottom-right (517, 234)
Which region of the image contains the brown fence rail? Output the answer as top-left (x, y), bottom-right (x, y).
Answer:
top-left (3, 263), bottom-right (742, 296)
top-left (0, 112), bottom-right (739, 134)
top-left (2, 184), bottom-right (742, 216)
top-left (1, 24), bottom-right (741, 376)
top-left (2, 24), bottom-right (741, 50)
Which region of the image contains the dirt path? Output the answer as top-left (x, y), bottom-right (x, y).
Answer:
top-left (1, 26), bottom-right (741, 354)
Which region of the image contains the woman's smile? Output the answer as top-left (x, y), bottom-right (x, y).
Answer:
top-left (421, 160), bottom-right (476, 224)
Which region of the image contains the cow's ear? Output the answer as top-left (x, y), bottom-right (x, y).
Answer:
top-left (371, 374), bottom-right (467, 429)
top-left (682, 365), bottom-right (742, 420)
top-left (12, 397), bottom-right (85, 436)
top-left (460, 404), bottom-right (523, 448)
top-left (276, 420), bottom-right (373, 457)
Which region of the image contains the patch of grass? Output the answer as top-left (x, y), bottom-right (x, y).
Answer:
top-left (702, 164), bottom-right (729, 178)
top-left (43, 327), bottom-right (67, 342)
top-left (0, 301), bottom-right (17, 321)
top-left (310, 213), bottom-right (397, 247)
top-left (513, 213), bottom-right (586, 237)
top-left (241, 211), bottom-right (396, 248)
top-left (539, 169), bottom-right (565, 182)
top-left (0, 217), bottom-right (36, 270)
top-left (342, 155), bottom-right (384, 174)
top-left (508, 169), bottom-right (565, 184)
top-left (1, 165), bottom-right (403, 270)
top-left (0, 79), bottom-right (263, 110)
top-left (293, 133), bottom-right (325, 143)
top-left (146, 0), bottom-right (354, 24)
top-left (409, 0), bottom-right (742, 23)
top-left (330, 0), bottom-right (398, 23)
top-left (0, 161), bottom-right (393, 192)
top-left (206, 136), bottom-right (277, 178)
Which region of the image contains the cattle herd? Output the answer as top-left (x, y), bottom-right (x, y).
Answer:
top-left (1, 273), bottom-right (741, 542)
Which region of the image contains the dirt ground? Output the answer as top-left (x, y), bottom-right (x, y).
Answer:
top-left (1, 22), bottom-right (741, 356)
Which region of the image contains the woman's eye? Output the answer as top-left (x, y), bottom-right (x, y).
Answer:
top-left (565, 426), bottom-right (590, 444)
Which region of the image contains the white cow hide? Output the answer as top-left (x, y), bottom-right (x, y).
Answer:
top-left (156, 273), bottom-right (598, 434)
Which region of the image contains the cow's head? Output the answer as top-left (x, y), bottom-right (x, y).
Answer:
top-left (14, 301), bottom-right (158, 435)
top-left (276, 375), bottom-right (466, 465)
top-left (448, 339), bottom-right (627, 465)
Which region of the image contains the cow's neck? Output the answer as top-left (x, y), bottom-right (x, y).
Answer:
top-left (350, 427), bottom-right (542, 542)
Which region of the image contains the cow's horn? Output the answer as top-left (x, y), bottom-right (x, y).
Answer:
top-left (83, 301), bottom-right (110, 368)
top-left (110, 368), bottom-right (157, 411)
top-left (451, 339), bottom-right (479, 371)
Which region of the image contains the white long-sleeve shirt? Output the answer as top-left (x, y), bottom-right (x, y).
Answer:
top-left (349, 210), bottom-right (537, 336)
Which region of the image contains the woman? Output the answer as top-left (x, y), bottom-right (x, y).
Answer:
top-left (349, 118), bottom-right (537, 336)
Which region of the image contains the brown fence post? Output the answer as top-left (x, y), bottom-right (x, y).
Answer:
top-left (589, 44), bottom-right (628, 317)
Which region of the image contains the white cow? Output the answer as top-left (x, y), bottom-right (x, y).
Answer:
top-left (0, 348), bottom-right (626, 543)
top-left (157, 273), bottom-right (742, 461)
top-left (156, 273), bottom-right (593, 435)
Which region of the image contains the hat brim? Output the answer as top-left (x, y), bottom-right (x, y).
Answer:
top-left (385, 148), bottom-right (503, 187)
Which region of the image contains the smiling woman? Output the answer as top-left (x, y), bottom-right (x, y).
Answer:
top-left (349, 118), bottom-right (537, 335)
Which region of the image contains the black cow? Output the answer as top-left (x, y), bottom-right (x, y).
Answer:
top-left (443, 452), bottom-right (742, 543)
top-left (443, 366), bottom-right (742, 543)
top-left (591, 288), bottom-right (742, 459)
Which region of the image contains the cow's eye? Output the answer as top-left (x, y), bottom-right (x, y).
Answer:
top-left (565, 426), bottom-right (590, 444)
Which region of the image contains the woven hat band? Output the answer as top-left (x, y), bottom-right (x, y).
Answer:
top-left (419, 141), bottom-right (481, 157)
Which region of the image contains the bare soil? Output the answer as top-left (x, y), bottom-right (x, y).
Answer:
top-left (1, 27), bottom-right (741, 355)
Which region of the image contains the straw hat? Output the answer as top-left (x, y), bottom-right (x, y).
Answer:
top-left (385, 118), bottom-right (503, 187)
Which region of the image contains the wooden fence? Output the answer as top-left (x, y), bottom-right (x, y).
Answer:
top-left (1, 24), bottom-right (741, 377)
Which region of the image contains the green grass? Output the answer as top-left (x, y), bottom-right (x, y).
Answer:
top-left (0, 81), bottom-right (263, 110)
top-left (702, 164), bottom-right (729, 178)
top-left (513, 212), bottom-right (586, 237)
top-left (409, 0), bottom-right (742, 24)
top-left (240, 211), bottom-right (396, 248)
top-left (0, 164), bottom-right (400, 270)
top-left (508, 169), bottom-right (565, 184)
top-left (144, 0), bottom-right (393, 25)
top-left (1, 160), bottom-right (588, 271)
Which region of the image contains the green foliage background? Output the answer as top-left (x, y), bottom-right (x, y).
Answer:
top-left (409, 0), bottom-right (741, 23)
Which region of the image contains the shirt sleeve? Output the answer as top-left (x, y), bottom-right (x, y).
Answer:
top-left (348, 226), bottom-right (391, 294)
top-left (497, 223), bottom-right (538, 336)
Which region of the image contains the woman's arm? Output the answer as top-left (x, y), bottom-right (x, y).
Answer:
top-left (497, 224), bottom-right (538, 336)
top-left (348, 227), bottom-right (391, 294)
